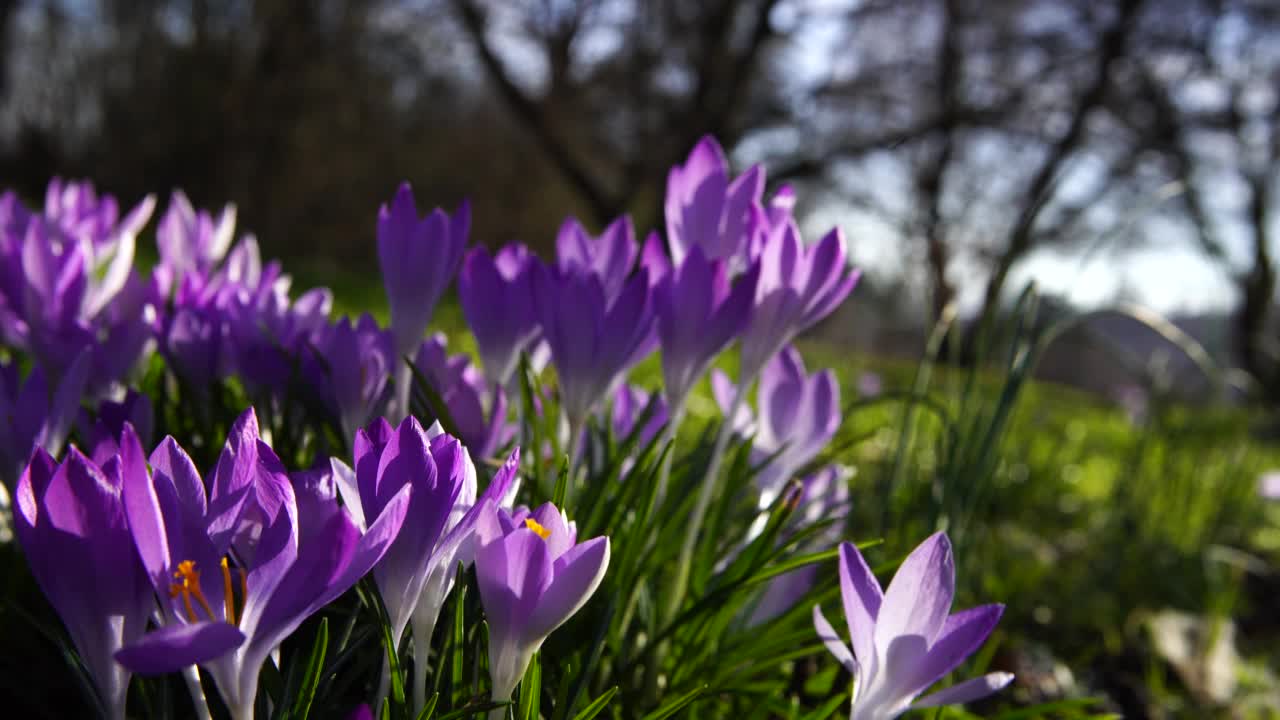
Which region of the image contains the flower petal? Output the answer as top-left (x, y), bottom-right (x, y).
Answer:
top-left (527, 537), bottom-right (609, 640)
top-left (812, 604), bottom-right (857, 675)
top-left (838, 541), bottom-right (883, 675)
top-left (902, 604), bottom-right (1005, 698)
top-left (909, 672), bottom-right (1014, 710)
top-left (873, 532), bottom-right (954, 658)
top-left (114, 622), bottom-right (245, 675)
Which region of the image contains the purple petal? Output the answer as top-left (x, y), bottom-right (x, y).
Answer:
top-left (475, 525), bottom-right (554, 642)
top-left (838, 541), bottom-right (883, 674)
top-left (909, 672), bottom-right (1015, 710)
top-left (873, 533), bottom-right (954, 659)
top-left (527, 537), bottom-right (609, 640)
top-left (902, 605), bottom-right (1005, 698)
top-left (812, 604), bottom-right (857, 675)
top-left (115, 622), bottom-right (245, 675)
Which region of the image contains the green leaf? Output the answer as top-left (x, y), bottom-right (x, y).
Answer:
top-left (517, 652), bottom-right (540, 720)
top-left (797, 692), bottom-right (848, 720)
top-left (414, 692), bottom-right (440, 720)
top-left (435, 700), bottom-right (511, 720)
top-left (552, 456), bottom-right (570, 507)
top-left (638, 685), bottom-right (706, 720)
top-left (569, 686), bottom-right (617, 720)
top-left (286, 617), bottom-right (329, 720)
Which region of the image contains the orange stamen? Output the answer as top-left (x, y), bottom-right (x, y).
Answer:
top-left (220, 558), bottom-right (237, 625)
top-left (524, 518), bottom-right (551, 540)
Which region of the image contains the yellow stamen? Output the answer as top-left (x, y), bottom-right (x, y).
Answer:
top-left (524, 518), bottom-right (551, 540)
top-left (170, 560), bottom-right (217, 622)
top-left (220, 558), bottom-right (237, 626)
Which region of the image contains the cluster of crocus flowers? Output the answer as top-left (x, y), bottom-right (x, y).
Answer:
top-left (814, 534), bottom-right (1014, 719)
top-left (0, 180), bottom-right (156, 399)
top-left (0, 132), bottom-right (1027, 720)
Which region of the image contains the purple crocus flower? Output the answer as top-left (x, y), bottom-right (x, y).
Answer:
top-left (0, 183), bottom-right (156, 393)
top-left (305, 314), bottom-right (395, 441)
top-left (13, 429), bottom-right (154, 720)
top-left (474, 501), bottom-right (610, 708)
top-left (738, 223), bottom-right (859, 383)
top-left (556, 216), bottom-right (638, 304)
top-left (155, 190), bottom-right (236, 288)
top-left (654, 246), bottom-right (758, 410)
top-left (331, 419), bottom-right (519, 712)
top-left (80, 389), bottom-right (155, 464)
top-left (610, 384), bottom-right (668, 447)
top-left (411, 334), bottom-right (513, 459)
top-left (814, 534), bottom-right (1013, 719)
top-left (378, 183), bottom-right (470, 355)
top-left (0, 350), bottom-right (90, 492)
top-left (665, 136), bottom-right (764, 274)
top-left (114, 409), bottom-right (411, 720)
top-left (531, 260), bottom-right (653, 432)
top-left (1260, 471), bottom-right (1280, 500)
top-left (223, 276), bottom-right (333, 398)
top-left (713, 346), bottom-right (839, 507)
top-left (858, 372), bottom-right (883, 399)
top-left (332, 417), bottom-right (468, 645)
top-left (458, 244), bottom-right (540, 388)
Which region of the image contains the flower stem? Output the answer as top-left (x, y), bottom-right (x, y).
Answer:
top-left (564, 414), bottom-right (584, 505)
top-left (411, 613), bottom-right (439, 716)
top-left (663, 381), bottom-right (745, 625)
top-left (182, 666), bottom-right (213, 720)
top-left (652, 396), bottom-right (688, 507)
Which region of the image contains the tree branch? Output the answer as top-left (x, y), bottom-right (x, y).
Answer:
top-left (451, 0), bottom-right (619, 224)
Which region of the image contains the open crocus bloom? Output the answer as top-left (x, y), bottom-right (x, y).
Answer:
top-left (114, 408), bottom-right (411, 720)
top-left (473, 501), bottom-right (610, 706)
top-left (458, 244), bottom-right (540, 389)
top-left (814, 535), bottom-right (1013, 720)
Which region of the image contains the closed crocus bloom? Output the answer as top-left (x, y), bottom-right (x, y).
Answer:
top-left (712, 346), bottom-right (839, 508)
top-left (738, 223), bottom-right (859, 383)
top-left (115, 409), bottom-right (411, 720)
top-left (665, 136), bottom-right (765, 274)
top-left (378, 183), bottom-right (470, 355)
top-left (13, 426), bottom-right (153, 720)
top-left (306, 314), bottom-right (395, 442)
top-left (814, 535), bottom-right (1013, 720)
top-left (474, 501), bottom-right (610, 712)
top-left (655, 246), bottom-right (758, 410)
top-left (155, 190), bottom-right (236, 285)
top-left (0, 350), bottom-right (90, 492)
top-left (610, 384), bottom-right (668, 447)
top-left (224, 279), bottom-right (333, 398)
top-left (331, 417), bottom-right (468, 647)
top-left (531, 259), bottom-right (653, 431)
top-left (411, 334), bottom-right (514, 459)
top-left (556, 215), bottom-right (638, 304)
top-left (458, 244), bottom-right (540, 388)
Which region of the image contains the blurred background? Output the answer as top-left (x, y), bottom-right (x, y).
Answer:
top-left (3, 0), bottom-right (1279, 407)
